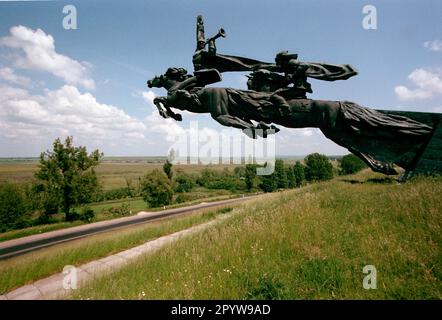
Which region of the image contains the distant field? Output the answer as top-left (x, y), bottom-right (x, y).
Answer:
top-left (71, 170), bottom-right (442, 299)
top-left (0, 156), bottom-right (328, 190)
top-left (0, 156), bottom-right (340, 189)
top-left (0, 157), bottom-right (246, 190)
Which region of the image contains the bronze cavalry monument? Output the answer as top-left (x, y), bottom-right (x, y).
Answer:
top-left (147, 15), bottom-right (442, 179)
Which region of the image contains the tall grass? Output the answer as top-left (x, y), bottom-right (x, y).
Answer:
top-left (71, 170), bottom-right (442, 299)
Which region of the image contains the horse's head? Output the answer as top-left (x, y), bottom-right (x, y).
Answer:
top-left (147, 67), bottom-right (191, 90)
top-left (147, 75), bottom-right (165, 89)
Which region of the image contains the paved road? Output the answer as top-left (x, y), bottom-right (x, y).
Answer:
top-left (0, 195), bottom-right (257, 260)
top-left (1, 213), bottom-right (234, 300)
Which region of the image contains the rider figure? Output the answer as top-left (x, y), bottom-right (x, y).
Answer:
top-left (247, 51), bottom-right (313, 111)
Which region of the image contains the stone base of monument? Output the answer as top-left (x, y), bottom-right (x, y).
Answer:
top-left (380, 110), bottom-right (442, 179)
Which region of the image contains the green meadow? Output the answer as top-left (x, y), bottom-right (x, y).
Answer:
top-left (69, 170), bottom-right (441, 299)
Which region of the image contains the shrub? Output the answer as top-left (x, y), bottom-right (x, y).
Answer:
top-left (106, 203), bottom-right (132, 217)
top-left (95, 187), bottom-right (135, 202)
top-left (80, 207), bottom-right (95, 223)
top-left (0, 183), bottom-right (29, 232)
top-left (196, 168), bottom-right (244, 191)
top-left (141, 169), bottom-right (173, 207)
top-left (304, 153), bottom-right (333, 182)
top-left (174, 173), bottom-right (195, 193)
top-left (35, 213), bottom-right (57, 225)
top-left (339, 154), bottom-right (368, 175)
top-left (234, 166), bottom-right (246, 178)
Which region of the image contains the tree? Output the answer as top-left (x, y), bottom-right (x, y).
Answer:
top-left (259, 164), bottom-right (277, 193)
top-left (35, 137), bottom-right (102, 221)
top-left (293, 161), bottom-right (306, 187)
top-left (0, 183), bottom-right (28, 231)
top-left (163, 160), bottom-right (173, 180)
top-left (339, 154), bottom-right (368, 175)
top-left (304, 153), bottom-right (334, 182)
top-left (286, 166), bottom-right (295, 188)
top-left (245, 164), bottom-right (257, 191)
top-left (274, 159), bottom-right (288, 189)
top-left (141, 169), bottom-right (173, 207)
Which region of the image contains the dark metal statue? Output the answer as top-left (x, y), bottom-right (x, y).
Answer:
top-left (147, 15), bottom-right (442, 178)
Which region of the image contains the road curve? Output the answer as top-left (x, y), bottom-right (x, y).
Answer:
top-left (0, 195), bottom-right (258, 260)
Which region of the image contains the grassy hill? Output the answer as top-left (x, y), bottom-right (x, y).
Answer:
top-left (71, 170), bottom-right (441, 299)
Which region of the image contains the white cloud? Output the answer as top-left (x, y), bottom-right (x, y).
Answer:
top-left (0, 26), bottom-right (95, 89)
top-left (0, 83), bottom-right (226, 156)
top-left (0, 84), bottom-right (145, 142)
top-left (0, 67), bottom-right (31, 86)
top-left (424, 40), bottom-right (442, 52)
top-left (395, 68), bottom-right (442, 101)
top-left (141, 90), bottom-right (156, 107)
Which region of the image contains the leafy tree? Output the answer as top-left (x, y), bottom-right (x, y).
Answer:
top-left (259, 169), bottom-right (277, 193)
top-left (304, 153), bottom-right (334, 182)
top-left (245, 164), bottom-right (257, 191)
top-left (293, 161), bottom-right (306, 187)
top-left (286, 166), bottom-right (295, 188)
top-left (163, 160), bottom-right (173, 180)
top-left (274, 159), bottom-right (288, 189)
top-left (0, 183), bottom-right (29, 231)
top-left (35, 137), bottom-right (102, 221)
top-left (339, 154), bottom-right (368, 175)
top-left (141, 169), bottom-right (173, 207)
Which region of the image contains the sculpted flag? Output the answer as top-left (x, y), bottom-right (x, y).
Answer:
top-left (304, 62), bottom-right (358, 81)
top-left (193, 50), bottom-right (358, 82)
top-left (193, 50), bottom-right (273, 72)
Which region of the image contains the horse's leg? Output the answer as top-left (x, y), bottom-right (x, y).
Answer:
top-left (215, 115), bottom-right (261, 139)
top-left (154, 97), bottom-right (169, 117)
top-left (204, 88), bottom-right (250, 128)
top-left (348, 147), bottom-right (397, 175)
top-left (154, 97), bottom-right (182, 121)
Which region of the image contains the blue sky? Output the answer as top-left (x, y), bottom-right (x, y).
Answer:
top-left (0, 0), bottom-right (441, 157)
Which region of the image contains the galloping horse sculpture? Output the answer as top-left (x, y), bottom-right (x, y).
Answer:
top-left (146, 15), bottom-right (441, 178)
